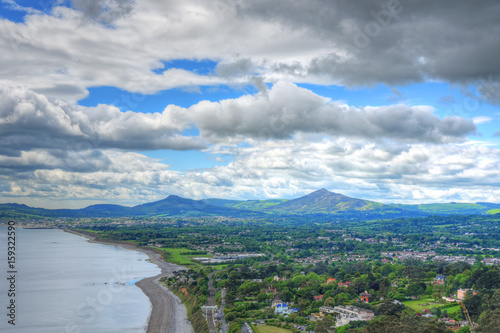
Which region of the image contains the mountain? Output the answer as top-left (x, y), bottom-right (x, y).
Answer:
top-left (0, 195), bottom-right (260, 219)
top-left (393, 202), bottom-right (500, 215)
top-left (202, 198), bottom-right (244, 208)
top-left (265, 189), bottom-right (381, 214)
top-left (1, 190), bottom-right (499, 219)
top-left (133, 195), bottom-right (256, 217)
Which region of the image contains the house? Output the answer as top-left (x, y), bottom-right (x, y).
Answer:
top-left (327, 278), bottom-right (336, 283)
top-left (272, 299), bottom-right (284, 308)
top-left (268, 287), bottom-right (277, 293)
top-left (433, 275), bottom-right (446, 285)
top-left (314, 295), bottom-right (324, 301)
top-left (309, 313), bottom-right (324, 321)
top-left (360, 291), bottom-right (371, 303)
top-left (274, 303), bottom-right (289, 314)
top-left (457, 289), bottom-right (478, 301)
top-left (338, 281), bottom-right (352, 287)
top-left (274, 302), bottom-right (298, 315)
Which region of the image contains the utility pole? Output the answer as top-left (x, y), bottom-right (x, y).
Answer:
top-left (459, 302), bottom-right (476, 333)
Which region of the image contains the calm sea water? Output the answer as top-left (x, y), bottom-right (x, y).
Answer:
top-left (0, 226), bottom-right (161, 333)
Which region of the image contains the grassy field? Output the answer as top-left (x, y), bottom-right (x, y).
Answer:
top-left (254, 326), bottom-right (292, 333)
top-left (445, 305), bottom-right (461, 315)
top-left (158, 247), bottom-right (210, 266)
top-left (403, 298), bottom-right (446, 312)
top-left (403, 297), bottom-right (460, 315)
top-left (488, 209), bottom-right (500, 214)
top-left (432, 224), bottom-right (455, 228)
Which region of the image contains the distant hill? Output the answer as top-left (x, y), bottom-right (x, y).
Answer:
top-left (0, 195), bottom-right (260, 219)
top-left (393, 202), bottom-right (500, 215)
top-left (265, 188), bottom-right (374, 214)
top-left (133, 195), bottom-right (256, 217)
top-left (1, 189), bottom-right (499, 219)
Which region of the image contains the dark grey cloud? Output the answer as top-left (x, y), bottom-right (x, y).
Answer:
top-left (238, 0), bottom-right (500, 101)
top-left (0, 82), bottom-right (205, 163)
top-left (215, 58), bottom-right (257, 78)
top-left (70, 0), bottom-right (135, 24)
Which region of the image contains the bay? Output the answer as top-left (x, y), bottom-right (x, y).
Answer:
top-left (0, 226), bottom-right (161, 333)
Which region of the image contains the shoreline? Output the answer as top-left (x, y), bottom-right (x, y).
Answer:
top-left (65, 229), bottom-right (194, 333)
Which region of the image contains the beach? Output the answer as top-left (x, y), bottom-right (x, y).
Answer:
top-left (67, 230), bottom-right (194, 333)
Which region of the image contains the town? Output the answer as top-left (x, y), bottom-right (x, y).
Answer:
top-left (17, 212), bottom-right (500, 333)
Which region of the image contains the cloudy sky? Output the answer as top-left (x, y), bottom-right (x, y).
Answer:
top-left (0, 0), bottom-right (499, 208)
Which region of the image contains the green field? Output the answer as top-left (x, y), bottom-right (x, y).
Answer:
top-left (432, 224), bottom-right (455, 228)
top-left (159, 247), bottom-right (210, 265)
top-left (487, 209), bottom-right (500, 214)
top-left (445, 305), bottom-right (461, 315)
top-left (403, 297), bottom-right (459, 314)
top-left (254, 325), bottom-right (292, 333)
top-left (403, 298), bottom-right (446, 312)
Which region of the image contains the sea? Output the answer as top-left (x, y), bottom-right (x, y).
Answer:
top-left (0, 226), bottom-right (161, 333)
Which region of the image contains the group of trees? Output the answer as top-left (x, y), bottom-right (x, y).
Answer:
top-left (75, 214), bottom-right (500, 332)
top-left (214, 260), bottom-right (500, 332)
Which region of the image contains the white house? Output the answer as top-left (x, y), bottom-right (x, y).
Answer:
top-left (274, 303), bottom-right (299, 315)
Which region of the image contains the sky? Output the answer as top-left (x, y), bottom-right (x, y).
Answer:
top-left (0, 0), bottom-right (499, 209)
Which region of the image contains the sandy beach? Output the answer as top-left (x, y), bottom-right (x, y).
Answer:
top-left (66, 230), bottom-right (194, 333)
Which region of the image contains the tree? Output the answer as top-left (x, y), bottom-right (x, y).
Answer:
top-left (406, 283), bottom-right (425, 297)
top-left (462, 294), bottom-right (482, 320)
top-left (483, 289), bottom-right (500, 311)
top-left (382, 264), bottom-right (393, 277)
top-left (257, 293), bottom-right (268, 302)
top-left (404, 266), bottom-right (426, 281)
top-left (324, 297), bottom-right (335, 307)
top-left (478, 308), bottom-right (500, 332)
top-left (375, 300), bottom-right (406, 317)
top-left (432, 291), bottom-right (442, 302)
top-left (456, 326), bottom-right (470, 333)
top-left (476, 270), bottom-right (500, 289)
top-left (225, 312), bottom-right (236, 322)
top-left (431, 307), bottom-right (442, 318)
top-left (314, 316), bottom-right (334, 333)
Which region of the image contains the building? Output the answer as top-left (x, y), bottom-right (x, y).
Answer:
top-left (433, 275), bottom-right (446, 285)
top-left (457, 289), bottom-right (478, 301)
top-left (314, 295), bottom-right (324, 301)
top-left (271, 299), bottom-right (283, 308)
top-left (360, 291), bottom-right (371, 303)
top-left (327, 278), bottom-right (336, 283)
top-left (332, 305), bottom-right (375, 327)
top-left (319, 306), bottom-right (336, 315)
top-left (274, 302), bottom-right (298, 316)
top-left (274, 303), bottom-right (289, 314)
top-left (338, 281), bottom-right (352, 287)
top-left (309, 313), bottom-right (324, 321)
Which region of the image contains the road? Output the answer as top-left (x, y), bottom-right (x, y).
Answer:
top-left (241, 322), bottom-right (253, 333)
top-left (219, 288), bottom-right (228, 333)
top-left (206, 271), bottom-right (218, 333)
top-left (205, 269), bottom-right (230, 333)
